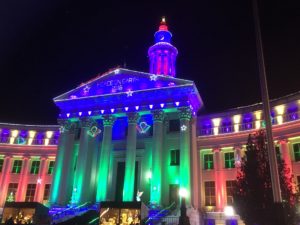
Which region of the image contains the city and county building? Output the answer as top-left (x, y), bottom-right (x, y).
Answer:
top-left (0, 18), bottom-right (299, 225)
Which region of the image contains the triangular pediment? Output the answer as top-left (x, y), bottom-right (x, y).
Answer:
top-left (54, 68), bottom-right (193, 101)
top-left (53, 68), bottom-right (203, 115)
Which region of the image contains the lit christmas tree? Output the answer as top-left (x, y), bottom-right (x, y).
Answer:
top-left (6, 192), bottom-right (15, 202)
top-left (69, 187), bottom-right (78, 206)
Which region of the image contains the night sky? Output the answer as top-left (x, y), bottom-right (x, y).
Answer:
top-left (0, 0), bottom-right (299, 124)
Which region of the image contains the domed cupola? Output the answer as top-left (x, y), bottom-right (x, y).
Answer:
top-left (148, 17), bottom-right (178, 77)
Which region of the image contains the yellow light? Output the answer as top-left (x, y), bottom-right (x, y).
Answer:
top-left (254, 111), bottom-right (262, 120)
top-left (179, 188), bottom-right (188, 198)
top-left (162, 17), bottom-right (166, 23)
top-left (46, 131), bottom-right (53, 139)
top-left (275, 105), bottom-right (285, 115)
top-left (212, 118), bottom-right (221, 135)
top-left (255, 121), bottom-right (261, 129)
top-left (212, 118), bottom-right (221, 127)
top-left (29, 130), bottom-right (36, 138)
top-left (11, 130), bottom-right (19, 138)
top-left (277, 115), bottom-right (283, 125)
top-left (224, 206), bottom-right (235, 216)
top-left (9, 137), bottom-right (15, 144)
top-left (28, 138), bottom-right (33, 145)
top-left (233, 115), bottom-right (241, 124)
top-left (44, 139), bottom-right (49, 146)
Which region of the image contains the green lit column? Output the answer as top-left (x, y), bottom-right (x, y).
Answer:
top-left (150, 109), bottom-right (165, 205)
top-left (178, 107), bottom-right (192, 205)
top-left (50, 120), bottom-right (76, 205)
top-left (74, 117), bottom-right (98, 204)
top-left (96, 115), bottom-right (115, 202)
top-left (123, 112), bottom-right (139, 201)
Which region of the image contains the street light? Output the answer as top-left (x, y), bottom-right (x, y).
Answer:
top-left (178, 188), bottom-right (190, 225)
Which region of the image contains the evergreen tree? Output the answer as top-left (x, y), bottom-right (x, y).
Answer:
top-left (234, 130), bottom-right (299, 225)
top-left (6, 192), bottom-right (15, 202)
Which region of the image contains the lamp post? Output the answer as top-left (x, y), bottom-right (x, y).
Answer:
top-left (178, 188), bottom-right (190, 225)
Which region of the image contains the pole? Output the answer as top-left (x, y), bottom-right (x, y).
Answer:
top-left (252, 0), bottom-right (282, 203)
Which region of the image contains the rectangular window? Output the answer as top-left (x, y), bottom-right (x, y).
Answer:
top-left (48, 161), bottom-right (55, 174)
top-left (7, 183), bottom-right (18, 201)
top-left (169, 119), bottom-right (180, 132)
top-left (170, 150), bottom-right (180, 166)
top-left (11, 160), bottom-right (22, 174)
top-left (225, 220), bottom-right (237, 225)
top-left (226, 180), bottom-right (236, 205)
top-left (0, 158), bottom-right (4, 172)
top-left (204, 154), bottom-right (214, 170)
top-left (293, 143), bottom-right (300, 162)
top-left (205, 181), bottom-right (216, 206)
top-left (275, 146), bottom-right (281, 161)
top-left (30, 160), bottom-right (40, 174)
top-left (224, 152), bottom-right (235, 169)
top-left (43, 184), bottom-right (51, 201)
top-left (25, 184), bottom-right (36, 202)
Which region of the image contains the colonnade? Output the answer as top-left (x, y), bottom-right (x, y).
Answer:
top-left (50, 106), bottom-right (194, 206)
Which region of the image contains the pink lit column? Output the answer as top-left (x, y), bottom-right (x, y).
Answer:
top-left (16, 156), bottom-right (30, 201)
top-left (191, 116), bottom-right (200, 209)
top-left (0, 156), bottom-right (13, 207)
top-left (34, 157), bottom-right (48, 202)
top-left (279, 139), bottom-right (294, 190)
top-left (213, 148), bottom-right (225, 211)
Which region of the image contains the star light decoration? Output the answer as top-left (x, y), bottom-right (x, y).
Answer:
top-left (150, 74), bottom-right (158, 81)
top-left (83, 85), bottom-right (90, 94)
top-left (181, 125), bottom-right (187, 132)
top-left (37, 178), bottom-right (42, 184)
top-left (126, 90), bottom-right (133, 97)
top-left (59, 126), bottom-right (65, 134)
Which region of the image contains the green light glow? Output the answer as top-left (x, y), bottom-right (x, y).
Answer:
top-left (96, 125), bottom-right (113, 202)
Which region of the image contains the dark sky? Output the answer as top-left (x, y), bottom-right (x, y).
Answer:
top-left (0, 0), bottom-right (299, 124)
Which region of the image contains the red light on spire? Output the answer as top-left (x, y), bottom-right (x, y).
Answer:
top-left (159, 17), bottom-right (168, 31)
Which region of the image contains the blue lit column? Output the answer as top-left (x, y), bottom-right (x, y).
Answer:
top-left (50, 120), bottom-right (76, 205)
top-left (96, 115), bottom-right (115, 202)
top-left (151, 109), bottom-right (165, 205)
top-left (123, 112), bottom-right (139, 201)
top-left (178, 107), bottom-right (192, 205)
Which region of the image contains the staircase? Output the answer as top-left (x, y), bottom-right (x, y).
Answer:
top-left (50, 202), bottom-right (98, 224)
top-left (146, 202), bottom-right (178, 225)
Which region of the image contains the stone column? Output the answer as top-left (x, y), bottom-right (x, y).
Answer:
top-left (151, 110), bottom-right (164, 205)
top-left (74, 118), bottom-right (99, 204)
top-left (50, 120), bottom-right (76, 205)
top-left (123, 112), bottom-right (139, 201)
top-left (96, 115), bottom-right (115, 202)
top-left (16, 156), bottom-right (30, 201)
top-left (0, 155), bottom-right (12, 207)
top-left (213, 148), bottom-right (224, 211)
top-left (190, 116), bottom-right (200, 209)
top-left (34, 156), bottom-right (47, 202)
top-left (279, 139), bottom-right (293, 188)
top-left (178, 107), bottom-right (192, 205)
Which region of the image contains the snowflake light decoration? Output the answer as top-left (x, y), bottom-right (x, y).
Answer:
top-left (181, 125), bottom-right (187, 131)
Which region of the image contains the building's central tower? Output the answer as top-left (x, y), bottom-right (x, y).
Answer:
top-left (148, 17), bottom-right (178, 77)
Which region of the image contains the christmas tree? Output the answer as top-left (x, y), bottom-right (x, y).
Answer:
top-left (6, 192), bottom-right (15, 202)
top-left (234, 130), bottom-right (299, 225)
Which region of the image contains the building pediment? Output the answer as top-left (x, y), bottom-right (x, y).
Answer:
top-left (54, 68), bottom-right (203, 118)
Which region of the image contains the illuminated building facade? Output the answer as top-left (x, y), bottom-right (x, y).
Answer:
top-left (0, 18), bottom-right (300, 224)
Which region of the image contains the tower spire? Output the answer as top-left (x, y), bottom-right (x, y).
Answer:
top-left (148, 17), bottom-right (178, 77)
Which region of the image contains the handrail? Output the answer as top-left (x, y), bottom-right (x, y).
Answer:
top-left (145, 201), bottom-right (176, 224)
top-left (51, 201), bottom-right (91, 218)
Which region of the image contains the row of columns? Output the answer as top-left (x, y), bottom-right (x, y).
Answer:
top-left (50, 106), bottom-right (193, 206)
top-left (0, 155), bottom-right (53, 207)
top-left (200, 139), bottom-right (293, 211)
